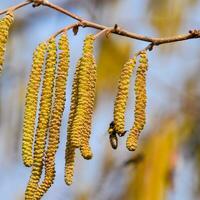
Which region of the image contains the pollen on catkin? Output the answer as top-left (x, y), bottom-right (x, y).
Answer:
top-left (126, 51), bottom-right (148, 151)
top-left (65, 62), bottom-right (80, 185)
top-left (22, 42), bottom-right (47, 167)
top-left (0, 12), bottom-right (14, 73)
top-left (25, 38), bottom-right (57, 200)
top-left (34, 34), bottom-right (70, 200)
top-left (70, 34), bottom-right (95, 149)
top-left (113, 57), bottom-right (136, 136)
top-left (65, 142), bottom-right (76, 186)
top-left (80, 57), bottom-right (97, 160)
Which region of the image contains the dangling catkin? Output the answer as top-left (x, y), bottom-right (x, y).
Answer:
top-left (65, 143), bottom-right (76, 186)
top-left (126, 51), bottom-right (148, 151)
top-left (113, 57), bottom-right (136, 136)
top-left (34, 34), bottom-right (70, 200)
top-left (25, 38), bottom-right (57, 200)
top-left (65, 61), bottom-right (80, 185)
top-left (70, 35), bottom-right (95, 148)
top-left (22, 42), bottom-right (47, 167)
top-left (80, 57), bottom-right (97, 160)
top-left (0, 12), bottom-right (14, 73)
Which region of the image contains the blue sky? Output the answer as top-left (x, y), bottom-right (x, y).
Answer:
top-left (0, 0), bottom-right (200, 199)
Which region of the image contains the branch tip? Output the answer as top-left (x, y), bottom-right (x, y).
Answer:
top-left (189, 29), bottom-right (200, 37)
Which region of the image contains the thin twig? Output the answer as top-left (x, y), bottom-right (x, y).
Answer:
top-left (134, 43), bottom-right (154, 57)
top-left (48, 22), bottom-right (81, 40)
top-left (0, 1), bottom-right (31, 15)
top-left (94, 27), bottom-right (113, 39)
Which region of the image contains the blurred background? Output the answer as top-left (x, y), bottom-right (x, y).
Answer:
top-left (0, 0), bottom-right (200, 199)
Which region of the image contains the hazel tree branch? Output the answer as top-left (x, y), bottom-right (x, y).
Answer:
top-left (0, 1), bottom-right (31, 15)
top-left (41, 1), bottom-right (200, 51)
top-left (43, 2), bottom-right (200, 45)
top-left (1, 0), bottom-right (200, 50)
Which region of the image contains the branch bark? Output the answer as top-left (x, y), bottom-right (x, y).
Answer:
top-left (1, 0), bottom-right (200, 50)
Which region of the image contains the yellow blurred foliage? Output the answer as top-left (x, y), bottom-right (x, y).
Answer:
top-left (123, 119), bottom-right (179, 200)
top-left (149, 0), bottom-right (183, 36)
top-left (97, 37), bottom-right (132, 94)
top-left (148, 0), bottom-right (199, 37)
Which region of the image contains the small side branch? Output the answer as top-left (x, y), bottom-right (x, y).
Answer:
top-left (0, 1), bottom-right (31, 15)
top-left (49, 22), bottom-right (81, 39)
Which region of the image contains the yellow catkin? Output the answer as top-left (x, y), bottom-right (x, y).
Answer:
top-left (25, 38), bottom-right (57, 200)
top-left (126, 51), bottom-right (148, 151)
top-left (22, 42), bottom-right (47, 167)
top-left (34, 34), bottom-right (70, 200)
top-left (80, 57), bottom-right (97, 160)
top-left (65, 143), bottom-right (76, 186)
top-left (65, 61), bottom-right (80, 185)
top-left (0, 12), bottom-right (14, 73)
top-left (70, 35), bottom-right (95, 148)
top-left (113, 57), bottom-right (136, 136)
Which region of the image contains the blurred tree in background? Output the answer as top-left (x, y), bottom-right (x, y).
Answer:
top-left (0, 0), bottom-right (200, 199)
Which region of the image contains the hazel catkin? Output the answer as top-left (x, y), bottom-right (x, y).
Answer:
top-left (0, 12), bottom-right (14, 73)
top-left (113, 57), bottom-right (136, 136)
top-left (65, 61), bottom-right (80, 185)
top-left (80, 57), bottom-right (97, 160)
top-left (22, 42), bottom-right (47, 167)
top-left (65, 39), bottom-right (96, 182)
top-left (25, 38), bottom-right (57, 200)
top-left (65, 143), bottom-right (76, 186)
top-left (34, 34), bottom-right (70, 200)
top-left (70, 35), bottom-right (95, 149)
top-left (126, 51), bottom-right (148, 151)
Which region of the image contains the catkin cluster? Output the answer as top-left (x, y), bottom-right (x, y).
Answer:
top-left (0, 12), bottom-right (14, 73)
top-left (34, 33), bottom-right (70, 200)
top-left (25, 38), bottom-right (57, 200)
top-left (65, 34), bottom-right (97, 185)
top-left (21, 24), bottom-right (149, 198)
top-left (22, 33), bottom-right (97, 199)
top-left (110, 50), bottom-right (148, 151)
top-left (22, 34), bottom-right (70, 200)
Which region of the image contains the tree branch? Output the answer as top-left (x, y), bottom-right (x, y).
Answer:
top-left (42, 1), bottom-right (200, 47)
top-left (1, 0), bottom-right (200, 49)
top-left (0, 1), bottom-right (31, 15)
